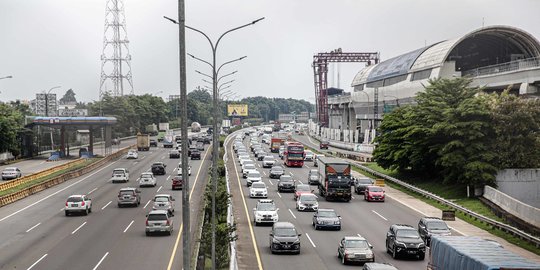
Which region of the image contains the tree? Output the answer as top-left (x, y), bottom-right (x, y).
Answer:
top-left (0, 103), bottom-right (23, 154)
top-left (59, 89), bottom-right (77, 104)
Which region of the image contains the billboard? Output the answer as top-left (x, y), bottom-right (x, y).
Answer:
top-left (227, 104), bottom-right (248, 116)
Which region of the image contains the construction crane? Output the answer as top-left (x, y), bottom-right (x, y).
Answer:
top-left (312, 48), bottom-right (380, 127)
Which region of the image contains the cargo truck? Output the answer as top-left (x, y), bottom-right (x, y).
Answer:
top-left (317, 157), bottom-right (352, 201)
top-left (137, 133), bottom-right (150, 151)
top-left (270, 138), bottom-right (283, 153)
top-left (191, 122), bottom-right (201, 132)
top-left (428, 236), bottom-right (540, 270)
top-left (145, 124), bottom-right (158, 136)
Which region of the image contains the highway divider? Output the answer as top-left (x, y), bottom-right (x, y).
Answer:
top-left (0, 144), bottom-right (134, 208)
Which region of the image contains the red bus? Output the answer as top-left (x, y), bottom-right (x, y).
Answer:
top-left (283, 141), bottom-right (305, 167)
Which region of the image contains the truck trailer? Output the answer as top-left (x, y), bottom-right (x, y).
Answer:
top-left (317, 157), bottom-right (352, 201)
top-left (137, 133), bottom-right (150, 151)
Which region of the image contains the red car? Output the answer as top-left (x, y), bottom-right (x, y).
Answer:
top-left (294, 184), bottom-right (313, 200)
top-left (172, 176), bottom-right (184, 190)
top-left (320, 140), bottom-right (329, 149)
top-left (364, 185), bottom-right (385, 202)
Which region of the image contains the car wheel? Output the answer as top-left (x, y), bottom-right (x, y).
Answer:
top-left (118, 203), bottom-right (122, 208)
top-left (337, 249), bottom-right (341, 258)
top-left (89, 207), bottom-right (92, 213)
top-left (146, 232), bottom-right (151, 236)
top-left (392, 246), bottom-right (398, 259)
top-left (65, 211), bottom-right (69, 216)
top-left (337, 226), bottom-right (341, 231)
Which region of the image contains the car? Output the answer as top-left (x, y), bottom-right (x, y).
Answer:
top-left (269, 222), bottom-right (301, 254)
top-left (337, 236), bottom-right (374, 265)
top-left (296, 193), bottom-right (318, 211)
top-left (236, 149), bottom-right (248, 158)
top-left (65, 195), bottom-right (92, 216)
top-left (169, 149), bottom-right (180, 158)
top-left (163, 140), bottom-right (174, 148)
top-left (152, 194), bottom-right (175, 215)
top-left (278, 146), bottom-right (285, 158)
top-left (139, 172), bottom-right (157, 187)
top-left (196, 142), bottom-right (205, 151)
top-left (312, 209), bottom-right (341, 230)
top-left (172, 176), bottom-right (184, 190)
top-left (417, 217), bottom-right (451, 246)
top-left (249, 182), bottom-right (268, 198)
top-left (313, 154), bottom-right (324, 167)
top-left (190, 149), bottom-right (201, 160)
top-left (307, 169), bottom-right (319, 185)
top-left (239, 155), bottom-right (251, 166)
top-left (1, 167), bottom-right (21, 180)
top-left (294, 184), bottom-right (313, 200)
top-left (117, 187), bottom-right (141, 207)
top-left (320, 140), bottom-right (329, 149)
top-left (151, 162), bottom-right (167, 175)
top-left (188, 146), bottom-right (197, 156)
top-left (110, 168), bottom-right (130, 183)
top-left (246, 171), bottom-right (262, 187)
top-left (304, 150), bottom-right (314, 161)
top-left (253, 199), bottom-right (279, 225)
top-left (354, 177), bottom-right (375, 194)
top-left (257, 151), bottom-right (268, 161)
top-left (241, 159), bottom-right (255, 168)
top-left (362, 263), bottom-right (399, 270)
top-left (269, 165), bottom-right (285, 179)
top-left (202, 135), bottom-right (211, 144)
top-left (262, 156), bottom-right (276, 168)
top-left (126, 149), bottom-right (138, 159)
top-left (177, 163), bottom-right (191, 176)
top-left (145, 210), bottom-right (173, 236)
top-left (149, 139), bottom-right (158, 147)
top-left (254, 148), bottom-right (265, 158)
top-left (364, 186), bottom-right (385, 202)
top-left (242, 164), bottom-right (257, 178)
top-left (385, 224), bottom-right (426, 260)
top-left (277, 175), bottom-right (295, 192)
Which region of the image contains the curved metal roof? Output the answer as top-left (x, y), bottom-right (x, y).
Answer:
top-left (366, 46), bottom-right (430, 83)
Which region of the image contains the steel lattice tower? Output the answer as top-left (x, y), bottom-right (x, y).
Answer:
top-left (99, 0), bottom-right (134, 97)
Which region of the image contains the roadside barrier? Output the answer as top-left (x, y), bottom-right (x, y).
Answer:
top-left (0, 144), bottom-right (134, 207)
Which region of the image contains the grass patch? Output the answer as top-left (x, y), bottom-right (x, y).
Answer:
top-left (352, 165), bottom-right (540, 256)
top-left (0, 158), bottom-right (100, 197)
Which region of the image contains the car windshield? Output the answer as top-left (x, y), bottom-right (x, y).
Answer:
top-left (4, 168), bottom-right (17, 171)
top-left (119, 190), bottom-right (134, 196)
top-left (427, 221), bottom-right (449, 230)
top-left (272, 167), bottom-right (284, 172)
top-left (141, 174), bottom-right (153, 178)
top-left (397, 229), bottom-right (420, 238)
top-left (345, 240), bottom-right (369, 248)
top-left (147, 214), bottom-right (167, 221)
top-left (296, 185), bottom-right (310, 192)
top-left (252, 183), bottom-right (265, 189)
top-left (67, 197), bottom-right (83, 202)
top-left (240, 155), bottom-right (249, 159)
top-left (369, 187), bottom-right (384, 192)
top-left (280, 177), bottom-right (293, 182)
top-left (155, 197), bottom-right (170, 202)
top-left (245, 164), bottom-right (255, 169)
top-left (263, 156), bottom-right (274, 161)
top-left (318, 210), bottom-right (337, 217)
top-left (248, 172), bottom-right (261, 178)
top-left (357, 178), bottom-right (373, 184)
top-left (257, 203), bottom-right (276, 211)
top-left (113, 170), bottom-right (125, 175)
top-left (274, 227), bottom-right (297, 237)
top-left (300, 195), bottom-right (317, 202)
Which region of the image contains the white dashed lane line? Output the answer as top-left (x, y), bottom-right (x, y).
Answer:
top-left (101, 201), bottom-right (112, 210)
top-left (27, 254), bottom-right (47, 270)
top-left (371, 210), bottom-right (388, 221)
top-left (268, 180), bottom-right (274, 186)
top-left (277, 193), bottom-right (282, 198)
top-left (288, 209), bottom-right (297, 219)
top-left (305, 233), bottom-right (317, 248)
top-left (157, 186), bottom-right (163, 192)
top-left (25, 222), bottom-right (41, 233)
top-left (123, 220), bottom-right (134, 233)
top-left (87, 187), bottom-right (98, 195)
top-left (263, 171), bottom-right (267, 176)
top-left (143, 200), bottom-right (151, 209)
top-left (92, 252), bottom-right (109, 270)
top-left (71, 221), bottom-right (87, 235)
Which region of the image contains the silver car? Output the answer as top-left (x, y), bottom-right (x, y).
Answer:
top-left (262, 156), bottom-right (276, 168)
top-left (337, 236), bottom-right (374, 265)
top-left (1, 167), bottom-right (21, 180)
top-left (145, 210), bottom-right (173, 236)
top-left (117, 187), bottom-right (141, 207)
top-left (152, 194), bottom-right (175, 215)
top-left (65, 195), bottom-right (92, 216)
top-left (139, 172), bottom-right (157, 187)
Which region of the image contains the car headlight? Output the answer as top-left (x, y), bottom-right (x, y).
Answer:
top-left (293, 239), bottom-right (300, 244)
top-left (366, 253), bottom-right (373, 258)
top-left (334, 220), bottom-right (341, 225)
top-left (417, 242), bottom-right (425, 247)
top-left (255, 213), bottom-right (263, 217)
top-left (272, 239), bottom-right (281, 244)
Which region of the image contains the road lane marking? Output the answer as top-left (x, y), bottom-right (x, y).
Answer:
top-left (26, 222), bottom-right (41, 233)
top-left (304, 165), bottom-right (310, 169)
top-left (277, 192), bottom-right (282, 198)
top-left (262, 171), bottom-right (267, 176)
top-left (167, 143), bottom-right (211, 270)
top-left (298, 180), bottom-right (304, 184)
top-left (268, 180), bottom-right (274, 186)
top-left (71, 221), bottom-right (87, 235)
top-left (143, 200), bottom-right (151, 209)
top-left (101, 201), bottom-right (112, 210)
top-left (39, 161), bottom-right (46, 165)
top-left (123, 220), bottom-right (134, 233)
top-left (142, 156), bottom-right (146, 159)
top-left (157, 186), bottom-right (163, 192)
top-left (305, 233), bottom-right (317, 248)
top-left (290, 172), bottom-right (294, 176)
top-left (371, 210), bottom-right (388, 221)
top-left (0, 160), bottom-right (119, 223)
top-left (87, 187), bottom-right (98, 195)
top-left (288, 209), bottom-right (297, 219)
top-left (59, 208), bottom-right (65, 212)
top-left (173, 167), bottom-right (177, 172)
top-left (166, 175), bottom-right (171, 180)
top-left (352, 196), bottom-right (355, 200)
top-left (161, 156), bottom-right (165, 160)
top-left (27, 254), bottom-right (47, 270)
top-left (92, 252), bottom-right (109, 270)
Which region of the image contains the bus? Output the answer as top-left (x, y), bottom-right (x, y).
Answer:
top-left (283, 141), bottom-right (305, 167)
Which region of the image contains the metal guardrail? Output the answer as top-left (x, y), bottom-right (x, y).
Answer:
top-left (463, 57), bottom-right (540, 77)
top-left (224, 132), bottom-right (239, 270)
top-left (352, 161), bottom-right (540, 248)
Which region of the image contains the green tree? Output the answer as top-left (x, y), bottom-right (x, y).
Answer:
top-left (0, 103), bottom-right (23, 154)
top-left (59, 89), bottom-right (77, 104)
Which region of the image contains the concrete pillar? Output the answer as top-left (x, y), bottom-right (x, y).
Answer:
top-left (60, 125), bottom-right (66, 156)
top-left (89, 127), bottom-right (94, 154)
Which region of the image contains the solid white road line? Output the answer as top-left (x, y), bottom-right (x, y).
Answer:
top-left (161, 156), bottom-right (165, 160)
top-left (157, 186), bottom-right (163, 192)
top-left (123, 220), bottom-right (134, 233)
top-left (27, 254), bottom-right (47, 270)
top-left (371, 210), bottom-right (388, 221)
top-left (288, 209), bottom-right (297, 219)
top-left (71, 221), bottom-right (87, 235)
top-left (92, 252), bottom-right (109, 270)
top-left (143, 200), bottom-right (151, 209)
top-left (101, 201), bottom-right (112, 210)
top-left (298, 180), bottom-right (304, 184)
top-left (277, 192), bottom-right (282, 198)
top-left (305, 233), bottom-right (317, 248)
top-left (87, 187), bottom-right (98, 195)
top-left (166, 175), bottom-right (171, 180)
top-left (268, 180), bottom-right (274, 186)
top-left (25, 222), bottom-right (41, 233)
top-left (352, 196), bottom-right (355, 200)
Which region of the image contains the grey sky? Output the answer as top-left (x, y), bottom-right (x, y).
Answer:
top-left (1, 0), bottom-right (539, 103)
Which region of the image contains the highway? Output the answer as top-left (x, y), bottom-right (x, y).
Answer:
top-left (228, 131), bottom-right (445, 270)
top-left (0, 134), bottom-right (210, 270)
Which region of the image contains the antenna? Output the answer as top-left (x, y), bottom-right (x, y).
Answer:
top-left (99, 0), bottom-right (134, 97)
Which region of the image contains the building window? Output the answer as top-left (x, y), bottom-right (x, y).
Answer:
top-left (354, 84), bottom-right (364, 91)
top-left (366, 80), bottom-right (383, 88)
top-left (383, 74), bottom-right (407, 86)
top-left (411, 69), bottom-right (432, 81)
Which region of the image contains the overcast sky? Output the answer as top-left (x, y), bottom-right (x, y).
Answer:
top-left (1, 0), bottom-right (539, 103)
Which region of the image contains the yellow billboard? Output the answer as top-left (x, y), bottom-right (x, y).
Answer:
top-left (227, 104), bottom-right (248, 116)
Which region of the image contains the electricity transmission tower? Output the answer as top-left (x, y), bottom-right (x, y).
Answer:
top-left (99, 0), bottom-right (134, 97)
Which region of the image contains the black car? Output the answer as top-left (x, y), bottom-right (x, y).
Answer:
top-left (269, 222), bottom-right (301, 254)
top-left (385, 224), bottom-right (425, 260)
top-left (312, 209), bottom-right (341, 230)
top-left (417, 217), bottom-right (451, 246)
top-left (190, 149), bottom-right (201, 160)
top-left (169, 150), bottom-right (180, 159)
top-left (277, 175), bottom-right (295, 192)
top-left (149, 139), bottom-right (158, 147)
top-left (354, 177), bottom-right (375, 194)
top-left (269, 166), bottom-right (285, 179)
top-left (188, 146), bottom-right (196, 156)
top-left (151, 162), bottom-right (166, 175)
top-left (203, 135), bottom-right (211, 144)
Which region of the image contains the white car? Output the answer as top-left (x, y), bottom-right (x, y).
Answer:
top-left (152, 194), bottom-right (175, 215)
top-left (1, 167), bottom-right (22, 180)
top-left (110, 168), bottom-right (130, 183)
top-left (253, 199), bottom-right (279, 225)
top-left (296, 193), bottom-right (319, 212)
top-left (278, 146), bottom-right (285, 158)
top-left (304, 150), bottom-right (314, 161)
top-left (246, 171), bottom-right (262, 187)
top-left (238, 154), bottom-right (250, 164)
top-left (262, 156), bottom-right (276, 168)
top-left (250, 182), bottom-right (268, 198)
top-left (177, 163), bottom-right (191, 176)
top-left (126, 150), bottom-right (138, 159)
top-left (65, 195), bottom-right (92, 216)
top-left (139, 172), bottom-right (157, 187)
top-left (242, 164), bottom-right (257, 178)
top-left (241, 160), bottom-right (255, 169)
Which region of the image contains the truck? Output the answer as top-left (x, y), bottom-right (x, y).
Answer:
top-left (273, 121), bottom-right (281, 132)
top-left (145, 124), bottom-right (158, 136)
top-left (270, 138), bottom-right (283, 153)
top-left (158, 122), bottom-right (170, 132)
top-left (428, 236), bottom-right (540, 270)
top-left (163, 134), bottom-right (174, 148)
top-left (191, 122), bottom-right (201, 132)
top-left (157, 123), bottom-right (169, 142)
top-left (137, 133), bottom-right (150, 151)
top-left (317, 157), bottom-right (352, 201)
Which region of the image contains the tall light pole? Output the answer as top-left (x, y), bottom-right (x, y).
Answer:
top-left (164, 15), bottom-right (264, 270)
